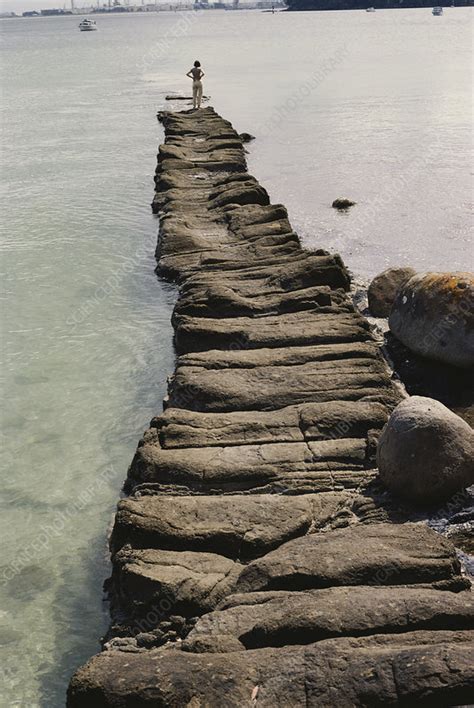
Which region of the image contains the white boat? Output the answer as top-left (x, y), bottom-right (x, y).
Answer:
top-left (366, 6), bottom-right (376, 11)
top-left (432, 6), bottom-right (443, 14)
top-left (79, 18), bottom-right (97, 31)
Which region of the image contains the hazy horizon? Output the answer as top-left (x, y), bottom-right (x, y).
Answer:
top-left (0, 0), bottom-right (195, 14)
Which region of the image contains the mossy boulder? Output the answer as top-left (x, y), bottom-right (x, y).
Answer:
top-left (389, 272), bottom-right (474, 368)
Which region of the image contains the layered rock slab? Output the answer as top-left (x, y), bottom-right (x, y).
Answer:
top-left (174, 309), bottom-right (373, 354)
top-left (111, 546), bottom-right (241, 617)
top-left (184, 586), bottom-right (474, 652)
top-left (67, 631), bottom-right (474, 708)
top-left (111, 490), bottom-right (402, 559)
top-left (152, 399), bottom-right (390, 449)
top-left (128, 437), bottom-right (377, 492)
top-left (112, 493), bottom-right (318, 558)
top-left (168, 357), bottom-right (400, 412)
top-left (173, 340), bottom-right (385, 369)
top-left (235, 522), bottom-right (468, 594)
top-left (110, 523), bottom-right (468, 622)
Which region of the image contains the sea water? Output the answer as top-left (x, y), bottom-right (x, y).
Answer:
top-left (0, 8), bottom-right (472, 705)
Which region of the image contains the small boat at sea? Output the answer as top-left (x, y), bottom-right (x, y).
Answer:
top-left (79, 18), bottom-right (97, 31)
top-left (366, 7), bottom-right (376, 11)
top-left (432, 6), bottom-right (443, 14)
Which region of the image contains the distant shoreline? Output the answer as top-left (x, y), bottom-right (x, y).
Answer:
top-left (2, 6), bottom-right (273, 19)
top-left (3, 2), bottom-right (473, 18)
top-left (287, 0), bottom-right (473, 8)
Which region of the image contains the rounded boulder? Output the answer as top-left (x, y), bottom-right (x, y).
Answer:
top-left (389, 272), bottom-right (474, 368)
top-left (368, 267), bottom-right (417, 317)
top-left (377, 396), bottom-right (474, 505)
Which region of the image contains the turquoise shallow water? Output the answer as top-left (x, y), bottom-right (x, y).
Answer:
top-left (0, 8), bottom-right (472, 706)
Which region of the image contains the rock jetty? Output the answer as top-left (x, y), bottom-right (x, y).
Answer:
top-left (67, 108), bottom-right (473, 707)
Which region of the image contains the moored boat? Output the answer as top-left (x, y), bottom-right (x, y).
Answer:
top-left (79, 18), bottom-right (97, 31)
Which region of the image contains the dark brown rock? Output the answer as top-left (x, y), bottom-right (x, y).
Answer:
top-left (174, 310), bottom-right (373, 354)
top-left (175, 340), bottom-right (383, 369)
top-left (184, 586), bottom-right (474, 651)
top-left (111, 494), bottom-right (315, 559)
top-left (173, 281), bottom-right (345, 320)
top-left (368, 266), bottom-right (417, 317)
top-left (67, 631), bottom-right (474, 707)
top-left (332, 197), bottom-right (356, 209)
top-left (111, 490), bottom-right (399, 559)
top-left (153, 400), bottom-right (389, 449)
top-left (377, 396), bottom-right (474, 505)
top-left (209, 182), bottom-right (270, 209)
top-left (168, 357), bottom-right (398, 412)
top-left (128, 436), bottom-right (376, 492)
top-left (181, 251), bottom-right (351, 290)
top-left (389, 272), bottom-right (474, 367)
top-left (236, 522), bottom-right (468, 593)
top-left (112, 545), bottom-right (241, 617)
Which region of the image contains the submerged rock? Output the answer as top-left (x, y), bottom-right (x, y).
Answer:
top-left (368, 266), bottom-right (416, 317)
top-left (332, 198), bottom-right (356, 210)
top-left (377, 396), bottom-right (474, 505)
top-left (389, 272), bottom-right (474, 368)
top-left (165, 94), bottom-right (209, 101)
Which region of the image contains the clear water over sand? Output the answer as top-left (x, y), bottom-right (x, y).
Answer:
top-left (0, 8), bottom-right (472, 705)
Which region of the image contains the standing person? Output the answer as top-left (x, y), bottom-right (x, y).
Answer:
top-left (186, 61), bottom-right (205, 110)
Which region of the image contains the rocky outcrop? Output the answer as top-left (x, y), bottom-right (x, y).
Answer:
top-left (185, 586), bottom-right (474, 651)
top-left (389, 272), bottom-right (474, 368)
top-left (108, 522), bottom-right (468, 629)
top-left (67, 108), bottom-right (472, 707)
top-left (110, 490), bottom-right (403, 559)
top-left (128, 435), bottom-right (379, 494)
top-left (69, 631), bottom-right (474, 707)
top-left (377, 396), bottom-right (474, 505)
top-left (332, 197), bottom-right (356, 209)
top-left (152, 399), bottom-right (389, 448)
top-left (368, 266), bottom-right (417, 317)
top-left (235, 522), bottom-right (467, 594)
top-left (239, 132), bottom-right (255, 143)
top-left (108, 490), bottom-right (449, 648)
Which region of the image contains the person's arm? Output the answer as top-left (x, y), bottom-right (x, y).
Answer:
top-left (200, 70), bottom-right (205, 79)
top-left (186, 70), bottom-right (193, 78)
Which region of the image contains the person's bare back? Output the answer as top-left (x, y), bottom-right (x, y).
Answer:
top-left (186, 60), bottom-right (205, 109)
top-left (190, 66), bottom-right (203, 81)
